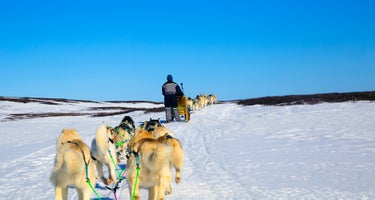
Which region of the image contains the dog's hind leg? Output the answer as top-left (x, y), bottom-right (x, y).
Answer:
top-left (77, 189), bottom-right (83, 200)
top-left (54, 187), bottom-right (62, 200)
top-left (157, 175), bottom-right (171, 200)
top-left (62, 187), bottom-right (68, 200)
top-left (55, 186), bottom-right (68, 200)
top-left (77, 187), bottom-right (91, 200)
top-left (166, 184), bottom-right (172, 195)
top-left (172, 143), bottom-right (184, 184)
top-left (148, 186), bottom-right (157, 200)
top-left (175, 169), bottom-right (181, 184)
top-left (129, 183), bottom-right (141, 200)
top-left (106, 163), bottom-right (117, 184)
top-left (95, 161), bottom-right (107, 184)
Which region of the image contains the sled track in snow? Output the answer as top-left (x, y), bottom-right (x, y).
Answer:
top-left (177, 105), bottom-right (254, 199)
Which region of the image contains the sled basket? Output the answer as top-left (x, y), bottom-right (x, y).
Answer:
top-left (177, 96), bottom-right (190, 122)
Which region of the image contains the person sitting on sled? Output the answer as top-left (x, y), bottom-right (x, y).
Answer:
top-left (162, 74), bottom-right (184, 122)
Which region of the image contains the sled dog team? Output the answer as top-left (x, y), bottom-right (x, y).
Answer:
top-left (50, 116), bottom-right (184, 200)
top-left (187, 93), bottom-right (217, 112)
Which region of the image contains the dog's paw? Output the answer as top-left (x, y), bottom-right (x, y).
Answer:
top-left (106, 178), bottom-right (113, 185)
top-left (100, 177), bottom-right (108, 185)
top-left (175, 177), bottom-right (181, 184)
top-left (166, 185), bottom-right (172, 195)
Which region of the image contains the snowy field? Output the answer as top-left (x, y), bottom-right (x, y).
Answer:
top-left (0, 99), bottom-right (375, 199)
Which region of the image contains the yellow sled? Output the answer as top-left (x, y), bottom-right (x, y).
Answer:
top-left (177, 96), bottom-right (190, 122)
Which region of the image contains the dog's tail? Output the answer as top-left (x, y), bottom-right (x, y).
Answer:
top-left (95, 124), bottom-right (110, 153)
top-left (170, 138), bottom-right (184, 169)
top-left (50, 146), bottom-right (83, 186)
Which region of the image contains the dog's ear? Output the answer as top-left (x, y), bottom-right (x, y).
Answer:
top-left (106, 126), bottom-right (115, 136)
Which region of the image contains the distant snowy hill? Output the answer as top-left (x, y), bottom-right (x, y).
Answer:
top-left (0, 94), bottom-right (374, 199)
top-left (0, 96), bottom-right (164, 121)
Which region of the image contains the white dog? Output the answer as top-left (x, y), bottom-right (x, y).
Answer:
top-left (50, 129), bottom-right (97, 200)
top-left (91, 124), bottom-right (118, 185)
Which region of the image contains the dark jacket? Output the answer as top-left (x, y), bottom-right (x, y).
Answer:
top-left (162, 81), bottom-right (184, 107)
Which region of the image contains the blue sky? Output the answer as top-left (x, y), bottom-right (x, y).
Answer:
top-left (1, 0), bottom-right (374, 101)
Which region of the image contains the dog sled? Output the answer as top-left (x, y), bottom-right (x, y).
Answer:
top-left (177, 95), bottom-right (190, 122)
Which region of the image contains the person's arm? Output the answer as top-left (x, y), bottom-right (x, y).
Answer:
top-left (162, 84), bottom-right (166, 96)
top-left (176, 84), bottom-right (184, 97)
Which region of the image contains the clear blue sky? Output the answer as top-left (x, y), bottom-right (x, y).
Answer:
top-left (1, 0), bottom-right (374, 101)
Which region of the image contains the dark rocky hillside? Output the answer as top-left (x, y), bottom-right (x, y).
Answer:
top-left (0, 96), bottom-right (164, 121)
top-left (236, 91), bottom-right (375, 106)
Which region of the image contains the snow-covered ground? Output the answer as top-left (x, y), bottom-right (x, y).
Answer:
top-left (0, 99), bottom-right (374, 199)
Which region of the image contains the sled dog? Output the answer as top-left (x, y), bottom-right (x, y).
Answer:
top-left (152, 126), bottom-right (184, 192)
top-left (126, 129), bottom-right (173, 200)
top-left (208, 94), bottom-right (217, 105)
top-left (187, 97), bottom-right (194, 111)
top-left (50, 129), bottom-right (97, 200)
top-left (120, 115), bottom-right (136, 129)
top-left (91, 124), bottom-right (117, 185)
top-left (141, 118), bottom-right (163, 132)
top-left (110, 116), bottom-right (136, 163)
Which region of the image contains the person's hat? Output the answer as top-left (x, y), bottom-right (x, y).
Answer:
top-left (167, 74), bottom-right (173, 82)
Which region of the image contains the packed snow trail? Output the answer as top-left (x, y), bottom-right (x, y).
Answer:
top-left (0, 102), bottom-right (375, 199)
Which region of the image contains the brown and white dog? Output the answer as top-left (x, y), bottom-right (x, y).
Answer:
top-left (50, 129), bottom-right (97, 200)
top-left (152, 125), bottom-right (184, 193)
top-left (126, 129), bottom-right (173, 200)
